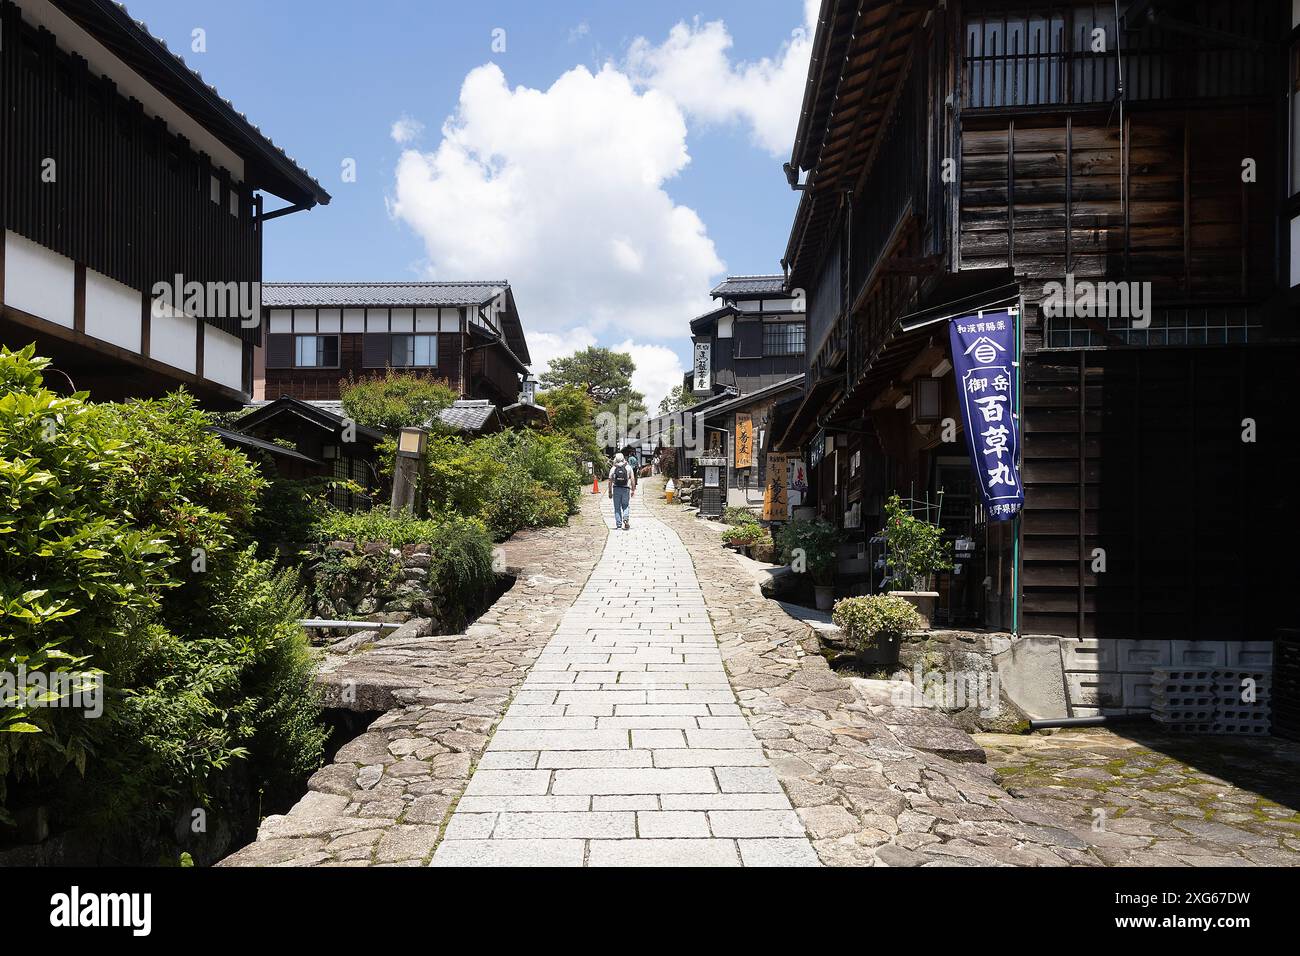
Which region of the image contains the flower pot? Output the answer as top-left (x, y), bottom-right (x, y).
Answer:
top-left (892, 590), bottom-right (938, 627)
top-left (814, 585), bottom-right (835, 611)
top-left (874, 632), bottom-right (902, 668)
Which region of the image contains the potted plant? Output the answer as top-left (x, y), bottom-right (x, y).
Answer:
top-left (832, 594), bottom-right (926, 668)
top-left (775, 518), bottom-right (841, 610)
top-left (721, 521), bottom-right (764, 555)
top-left (878, 494), bottom-right (953, 622)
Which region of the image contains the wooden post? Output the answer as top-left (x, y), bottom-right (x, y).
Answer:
top-left (390, 455), bottom-right (419, 517)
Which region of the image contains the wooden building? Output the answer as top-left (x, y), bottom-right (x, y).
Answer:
top-left (0, 0), bottom-right (329, 406)
top-left (232, 397), bottom-right (384, 509)
top-left (775, 0), bottom-right (1298, 710)
top-left (682, 275), bottom-right (807, 514)
top-left (258, 281), bottom-right (532, 408)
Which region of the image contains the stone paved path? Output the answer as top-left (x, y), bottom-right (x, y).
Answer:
top-left (981, 728), bottom-right (1300, 866)
top-left (432, 491), bottom-right (820, 866)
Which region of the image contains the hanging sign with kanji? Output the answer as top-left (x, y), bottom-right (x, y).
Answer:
top-left (763, 453), bottom-right (790, 520)
top-left (734, 413), bottom-right (754, 469)
top-left (948, 310), bottom-right (1023, 522)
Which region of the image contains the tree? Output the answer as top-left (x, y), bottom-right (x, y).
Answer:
top-left (539, 347), bottom-right (645, 416)
top-left (537, 385), bottom-right (606, 478)
top-left (657, 384), bottom-right (699, 416)
top-left (339, 370), bottom-right (458, 432)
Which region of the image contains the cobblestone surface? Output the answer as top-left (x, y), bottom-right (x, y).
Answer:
top-left (980, 728), bottom-right (1300, 866)
top-left (646, 484), bottom-right (1103, 866)
top-left (431, 492), bottom-right (819, 866)
top-left (219, 494), bottom-right (608, 867)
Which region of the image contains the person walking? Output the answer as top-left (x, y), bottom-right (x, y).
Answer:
top-left (608, 452), bottom-right (636, 530)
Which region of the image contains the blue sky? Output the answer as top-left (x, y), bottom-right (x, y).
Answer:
top-left (123, 0), bottom-right (815, 406)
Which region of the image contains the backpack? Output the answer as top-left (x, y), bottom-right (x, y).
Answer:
top-left (612, 464), bottom-right (629, 487)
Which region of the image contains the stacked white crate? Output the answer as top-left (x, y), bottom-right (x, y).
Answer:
top-left (1150, 666), bottom-right (1271, 735)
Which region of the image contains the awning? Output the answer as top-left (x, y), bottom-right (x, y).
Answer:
top-left (772, 377), bottom-right (840, 452)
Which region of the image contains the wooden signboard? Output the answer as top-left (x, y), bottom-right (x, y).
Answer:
top-left (763, 453), bottom-right (790, 520)
top-left (735, 413), bottom-right (754, 469)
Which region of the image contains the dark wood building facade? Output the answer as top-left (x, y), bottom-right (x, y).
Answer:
top-left (259, 281), bottom-right (532, 408)
top-left (776, 0), bottom-right (1298, 683)
top-left (0, 0), bottom-right (329, 406)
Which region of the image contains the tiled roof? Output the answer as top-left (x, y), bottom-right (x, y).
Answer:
top-left (262, 282), bottom-right (510, 308)
top-left (710, 275), bottom-right (787, 298)
top-left (438, 400), bottom-right (499, 433)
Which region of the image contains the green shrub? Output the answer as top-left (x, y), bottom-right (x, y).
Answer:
top-left (831, 594), bottom-right (926, 653)
top-left (339, 370), bottom-right (458, 432)
top-left (0, 346), bottom-right (326, 843)
top-left (312, 507), bottom-right (447, 548)
top-left (722, 523), bottom-right (767, 546)
top-left (423, 428), bottom-right (582, 539)
top-left (425, 516), bottom-right (496, 631)
top-left (248, 476), bottom-right (341, 551)
top-left (879, 494), bottom-right (953, 590)
top-left (723, 506), bottom-right (758, 526)
top-left (93, 549), bottom-right (325, 832)
top-left (0, 347), bottom-right (173, 813)
top-left (773, 518), bottom-right (841, 585)
top-left (424, 436), bottom-right (504, 518)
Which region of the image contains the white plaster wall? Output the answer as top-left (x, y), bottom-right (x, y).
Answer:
top-left (203, 325), bottom-right (243, 391)
top-left (4, 231), bottom-right (75, 328)
top-left (150, 309), bottom-right (197, 373)
top-left (84, 268), bottom-right (141, 352)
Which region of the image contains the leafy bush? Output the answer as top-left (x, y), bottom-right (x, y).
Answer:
top-left (0, 347), bottom-right (173, 811)
top-left (722, 523), bottom-right (767, 546)
top-left (424, 436), bottom-right (504, 518)
top-left (93, 549), bottom-right (326, 832)
top-left (831, 594), bottom-right (926, 653)
top-left (473, 428), bottom-right (583, 515)
top-left (879, 494), bottom-right (952, 590)
top-left (247, 476), bottom-right (344, 553)
top-left (0, 346), bottom-right (326, 845)
top-left (425, 516), bottom-right (497, 631)
top-left (723, 506), bottom-right (759, 526)
top-left (313, 507), bottom-right (446, 547)
top-left (339, 370), bottom-right (458, 432)
top-left (774, 518), bottom-right (841, 585)
top-left (423, 428), bottom-right (581, 540)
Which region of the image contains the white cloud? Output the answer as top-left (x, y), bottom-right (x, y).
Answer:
top-left (528, 326), bottom-right (597, 381)
top-left (390, 62), bottom-right (722, 352)
top-left (614, 339), bottom-right (685, 413)
top-left (568, 21), bottom-right (590, 43)
top-left (390, 115), bottom-right (424, 144)
top-left (626, 4), bottom-right (816, 157)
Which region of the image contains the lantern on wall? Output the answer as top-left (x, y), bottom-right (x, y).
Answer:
top-left (911, 377), bottom-right (942, 424)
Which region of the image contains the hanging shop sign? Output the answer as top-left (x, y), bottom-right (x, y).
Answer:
top-left (809, 427), bottom-right (826, 470)
top-left (788, 459), bottom-right (807, 506)
top-left (693, 342), bottom-right (712, 392)
top-left (734, 413), bottom-right (754, 469)
top-left (763, 453), bottom-right (790, 520)
top-left (948, 310), bottom-right (1023, 522)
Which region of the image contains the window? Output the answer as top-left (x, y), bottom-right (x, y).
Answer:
top-left (763, 322), bottom-right (806, 356)
top-left (963, 2), bottom-right (1272, 109)
top-left (294, 335), bottom-right (339, 368)
top-left (390, 333), bottom-right (437, 367)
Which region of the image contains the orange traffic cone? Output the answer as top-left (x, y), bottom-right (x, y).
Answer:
top-left (592, 475), bottom-right (600, 494)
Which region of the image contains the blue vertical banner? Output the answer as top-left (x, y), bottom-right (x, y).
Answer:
top-left (948, 310), bottom-right (1023, 522)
